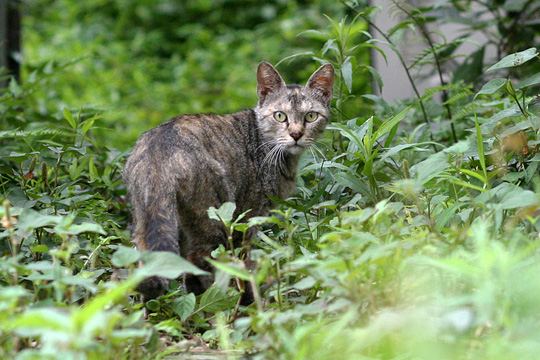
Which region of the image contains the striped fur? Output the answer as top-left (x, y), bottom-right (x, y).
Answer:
top-left (123, 62), bottom-right (334, 298)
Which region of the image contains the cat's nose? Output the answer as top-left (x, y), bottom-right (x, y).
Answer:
top-left (289, 131), bottom-right (303, 141)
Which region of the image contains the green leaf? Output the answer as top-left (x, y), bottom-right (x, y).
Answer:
top-left (292, 276), bottom-right (316, 290)
top-left (505, 79), bottom-right (516, 97)
top-left (474, 78), bottom-right (506, 98)
top-left (88, 156), bottom-right (99, 181)
top-left (517, 72), bottom-right (540, 89)
top-left (410, 152), bottom-right (449, 184)
top-left (459, 168), bottom-right (486, 183)
top-left (301, 160), bottom-right (352, 173)
top-left (146, 299), bottom-right (160, 312)
top-left (487, 47), bottom-right (538, 72)
top-left (327, 122), bottom-right (364, 152)
top-left (474, 114), bottom-right (487, 183)
top-left (31, 244), bottom-right (49, 253)
top-left (364, 65), bottom-right (383, 92)
top-left (137, 251), bottom-right (208, 279)
top-left (247, 216), bottom-right (281, 227)
top-left (207, 202), bottom-right (236, 225)
top-left (9, 78), bottom-right (22, 97)
top-left (172, 293), bottom-right (196, 321)
top-left (17, 209), bottom-right (61, 232)
top-left (81, 117), bottom-right (96, 135)
top-left (529, 96), bottom-right (540, 116)
top-left (297, 29), bottom-right (326, 40)
top-left (207, 258), bottom-right (251, 281)
top-left (341, 57), bottom-right (353, 93)
top-left (112, 246), bottom-right (141, 267)
top-left (197, 286), bottom-right (235, 313)
top-left (380, 142), bottom-right (434, 161)
top-left (73, 277), bottom-right (140, 330)
top-left (154, 318), bottom-right (183, 337)
top-left (10, 308), bottom-right (71, 336)
top-left (373, 107), bottom-right (411, 141)
top-left (64, 222), bottom-right (106, 235)
top-left (63, 108), bottom-right (77, 129)
top-left (498, 187), bottom-right (538, 210)
top-left (0, 286), bottom-right (28, 301)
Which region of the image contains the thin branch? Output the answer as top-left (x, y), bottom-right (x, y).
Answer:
top-left (391, 1), bottom-right (457, 143)
top-left (501, 0), bottom-right (536, 54)
top-left (349, 9), bottom-right (433, 143)
top-left (368, 26), bottom-right (439, 150)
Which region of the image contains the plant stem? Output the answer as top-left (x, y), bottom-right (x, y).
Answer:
top-left (249, 277), bottom-right (263, 312)
top-left (351, 9), bottom-right (434, 146)
top-left (391, 1), bottom-right (457, 143)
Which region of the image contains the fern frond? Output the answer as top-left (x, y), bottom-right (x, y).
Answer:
top-left (0, 128), bottom-right (72, 140)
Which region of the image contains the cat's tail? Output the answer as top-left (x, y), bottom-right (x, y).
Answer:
top-left (124, 161), bottom-right (180, 299)
top-left (133, 194), bottom-right (180, 253)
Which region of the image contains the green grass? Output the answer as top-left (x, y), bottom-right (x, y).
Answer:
top-left (1, 1), bottom-right (540, 359)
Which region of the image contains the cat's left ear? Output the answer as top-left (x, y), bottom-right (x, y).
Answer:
top-left (306, 63), bottom-right (334, 105)
top-left (257, 62), bottom-right (286, 105)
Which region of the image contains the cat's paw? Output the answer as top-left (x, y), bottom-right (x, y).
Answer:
top-left (137, 276), bottom-right (169, 300)
top-left (240, 285), bottom-right (255, 306)
top-left (184, 274), bottom-right (214, 295)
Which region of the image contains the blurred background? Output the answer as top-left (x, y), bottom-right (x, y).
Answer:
top-left (4, 0), bottom-right (537, 148)
top-left (14, 0), bottom-right (369, 148)
top-left (2, 1), bottom-right (540, 358)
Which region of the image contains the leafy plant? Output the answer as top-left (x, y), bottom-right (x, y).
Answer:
top-left (2, 1), bottom-right (540, 358)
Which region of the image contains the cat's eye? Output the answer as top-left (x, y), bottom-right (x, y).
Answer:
top-left (304, 112), bottom-right (319, 123)
top-left (273, 111), bottom-right (287, 123)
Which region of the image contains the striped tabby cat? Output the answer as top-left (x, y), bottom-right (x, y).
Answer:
top-left (123, 62), bottom-right (334, 299)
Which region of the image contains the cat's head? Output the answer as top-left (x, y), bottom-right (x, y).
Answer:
top-left (254, 62), bottom-right (334, 155)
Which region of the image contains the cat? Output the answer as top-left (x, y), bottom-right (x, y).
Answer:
top-left (123, 61), bottom-right (334, 299)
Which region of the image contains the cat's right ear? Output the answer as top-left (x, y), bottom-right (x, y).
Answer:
top-left (257, 62), bottom-right (285, 105)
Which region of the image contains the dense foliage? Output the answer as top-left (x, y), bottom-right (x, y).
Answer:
top-left (1, 0), bottom-right (540, 358)
top-left (23, 0), bottom-right (369, 148)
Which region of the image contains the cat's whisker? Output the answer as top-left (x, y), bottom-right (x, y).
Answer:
top-left (271, 148), bottom-right (279, 171)
top-left (302, 138), bottom-right (327, 158)
top-left (261, 143), bottom-right (283, 170)
top-left (260, 148), bottom-right (274, 168)
top-left (256, 139), bottom-right (280, 152)
top-left (310, 144), bottom-right (326, 160)
top-left (309, 147), bottom-right (318, 161)
top-left (274, 145), bottom-right (282, 170)
top-left (279, 147), bottom-right (287, 175)
top-left (274, 144), bottom-right (286, 173)
top-left (274, 146), bottom-right (284, 170)
top-left (261, 148), bottom-right (277, 169)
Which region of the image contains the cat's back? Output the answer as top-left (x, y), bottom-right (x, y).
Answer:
top-left (138, 109), bottom-right (253, 146)
top-left (124, 109), bottom-right (256, 177)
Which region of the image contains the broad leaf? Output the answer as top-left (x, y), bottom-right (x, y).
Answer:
top-left (17, 209), bottom-right (61, 232)
top-left (11, 308), bottom-right (71, 336)
top-left (197, 286), bottom-right (236, 313)
top-left (63, 222), bottom-right (106, 235)
top-left (112, 246), bottom-right (141, 267)
top-left (373, 106), bottom-right (411, 141)
top-left (487, 48), bottom-right (538, 71)
top-left (410, 152), bottom-right (449, 184)
top-left (207, 202), bottom-right (236, 225)
top-left (341, 57), bottom-right (353, 93)
top-left (207, 258), bottom-right (251, 281)
top-left (138, 251), bottom-right (208, 279)
top-left (63, 108), bottom-right (76, 129)
top-left (173, 293), bottom-right (196, 321)
top-left (517, 72), bottom-right (540, 89)
top-left (475, 78), bottom-right (506, 98)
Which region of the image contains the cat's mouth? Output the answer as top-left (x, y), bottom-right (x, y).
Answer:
top-left (287, 143), bottom-right (306, 154)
